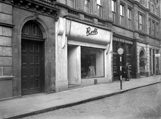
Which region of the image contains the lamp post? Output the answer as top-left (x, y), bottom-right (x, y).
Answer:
top-left (117, 47), bottom-right (124, 90)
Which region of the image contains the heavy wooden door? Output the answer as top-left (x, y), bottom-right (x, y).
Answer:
top-left (21, 40), bottom-right (44, 95)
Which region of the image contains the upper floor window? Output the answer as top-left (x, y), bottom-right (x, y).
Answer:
top-left (149, 18), bottom-right (151, 34)
top-left (85, 0), bottom-right (91, 14)
top-left (97, 0), bottom-right (103, 18)
top-left (140, 0), bottom-right (144, 4)
top-left (156, 7), bottom-right (160, 16)
top-left (67, 0), bottom-right (75, 8)
top-left (138, 13), bottom-right (144, 31)
top-left (149, 0), bottom-right (159, 16)
top-left (120, 4), bottom-right (125, 26)
top-left (151, 20), bottom-right (155, 36)
top-left (149, 18), bottom-right (159, 37)
top-left (152, 4), bottom-right (154, 13)
top-left (156, 22), bottom-right (159, 37)
top-left (112, 0), bottom-right (116, 23)
top-left (127, 7), bottom-right (132, 29)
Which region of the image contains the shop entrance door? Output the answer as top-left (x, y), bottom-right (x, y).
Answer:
top-left (21, 40), bottom-right (44, 95)
top-left (140, 50), bottom-right (145, 76)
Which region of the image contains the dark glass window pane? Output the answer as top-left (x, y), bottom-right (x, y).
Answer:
top-left (81, 47), bottom-right (104, 78)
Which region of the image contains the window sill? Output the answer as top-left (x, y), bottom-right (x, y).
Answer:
top-left (0, 76), bottom-right (14, 81)
top-left (82, 76), bottom-right (105, 79)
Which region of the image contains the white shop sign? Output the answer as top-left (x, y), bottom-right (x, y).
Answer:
top-left (66, 20), bottom-right (111, 44)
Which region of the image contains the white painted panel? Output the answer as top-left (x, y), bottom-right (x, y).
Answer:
top-left (68, 45), bottom-right (81, 85)
top-left (66, 20), bottom-right (111, 44)
top-left (96, 50), bottom-right (104, 76)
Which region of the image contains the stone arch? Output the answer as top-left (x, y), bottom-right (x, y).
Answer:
top-left (19, 15), bottom-right (48, 40)
top-left (12, 15), bottom-right (49, 96)
top-left (21, 19), bottom-right (46, 95)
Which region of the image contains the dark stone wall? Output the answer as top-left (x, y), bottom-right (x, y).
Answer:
top-left (131, 40), bottom-right (138, 78)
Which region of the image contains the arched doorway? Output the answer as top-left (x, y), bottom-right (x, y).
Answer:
top-left (139, 50), bottom-right (146, 76)
top-left (21, 21), bottom-right (45, 95)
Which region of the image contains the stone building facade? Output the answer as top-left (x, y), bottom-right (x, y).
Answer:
top-left (112, 0), bottom-right (161, 79)
top-left (0, 0), bottom-right (59, 100)
top-left (0, 0), bottom-right (161, 100)
top-left (55, 0), bottom-right (113, 91)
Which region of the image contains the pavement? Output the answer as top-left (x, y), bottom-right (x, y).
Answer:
top-left (0, 75), bottom-right (161, 119)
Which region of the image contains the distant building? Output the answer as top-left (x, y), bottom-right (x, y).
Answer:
top-left (0, 0), bottom-right (160, 100)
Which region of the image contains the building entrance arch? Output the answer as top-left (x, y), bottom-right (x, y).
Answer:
top-left (21, 20), bottom-right (45, 95)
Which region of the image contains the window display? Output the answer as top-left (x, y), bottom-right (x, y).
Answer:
top-left (81, 47), bottom-right (104, 78)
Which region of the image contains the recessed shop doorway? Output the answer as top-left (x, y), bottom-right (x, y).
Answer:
top-left (68, 45), bottom-right (81, 87)
top-left (139, 50), bottom-right (146, 76)
top-left (21, 21), bottom-right (45, 95)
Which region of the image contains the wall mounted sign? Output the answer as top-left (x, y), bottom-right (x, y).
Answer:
top-left (86, 27), bottom-right (98, 36)
top-left (66, 20), bottom-right (111, 44)
top-left (113, 37), bottom-right (133, 44)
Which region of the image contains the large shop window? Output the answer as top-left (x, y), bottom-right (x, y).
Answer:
top-left (81, 47), bottom-right (104, 78)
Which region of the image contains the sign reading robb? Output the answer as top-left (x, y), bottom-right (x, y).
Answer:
top-left (86, 27), bottom-right (98, 36)
top-left (66, 20), bottom-right (111, 44)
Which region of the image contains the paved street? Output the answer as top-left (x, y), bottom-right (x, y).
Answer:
top-left (23, 83), bottom-right (161, 119)
top-left (0, 75), bottom-right (160, 119)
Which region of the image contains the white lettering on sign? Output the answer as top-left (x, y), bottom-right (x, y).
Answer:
top-left (155, 54), bottom-right (160, 57)
top-left (86, 27), bottom-right (98, 36)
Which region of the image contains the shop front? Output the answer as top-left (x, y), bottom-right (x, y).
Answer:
top-left (113, 37), bottom-right (134, 80)
top-left (56, 18), bottom-right (112, 91)
top-left (149, 47), bottom-right (160, 75)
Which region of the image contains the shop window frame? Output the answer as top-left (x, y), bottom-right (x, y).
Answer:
top-left (81, 47), bottom-right (105, 79)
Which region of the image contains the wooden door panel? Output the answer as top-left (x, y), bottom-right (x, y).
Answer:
top-left (22, 40), bottom-right (44, 95)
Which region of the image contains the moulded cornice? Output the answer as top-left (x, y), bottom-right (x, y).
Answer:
top-left (65, 16), bottom-right (112, 32)
top-left (149, 12), bottom-right (160, 20)
top-left (113, 32), bottom-right (134, 41)
top-left (4, 0), bottom-right (60, 21)
top-left (133, 0), bottom-right (150, 12)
